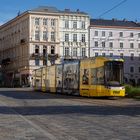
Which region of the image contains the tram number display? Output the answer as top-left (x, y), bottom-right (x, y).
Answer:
top-left (113, 91), bottom-right (120, 94)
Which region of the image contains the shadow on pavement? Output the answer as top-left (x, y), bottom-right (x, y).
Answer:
top-left (0, 90), bottom-right (84, 100)
top-left (0, 105), bottom-right (139, 116)
top-left (0, 90), bottom-right (109, 100)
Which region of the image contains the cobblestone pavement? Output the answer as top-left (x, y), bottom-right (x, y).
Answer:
top-left (0, 88), bottom-right (140, 140)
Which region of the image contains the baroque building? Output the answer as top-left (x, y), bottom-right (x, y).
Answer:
top-left (0, 6), bottom-right (89, 87)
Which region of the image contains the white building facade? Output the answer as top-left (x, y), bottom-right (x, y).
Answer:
top-left (59, 10), bottom-right (90, 61)
top-left (90, 19), bottom-right (140, 85)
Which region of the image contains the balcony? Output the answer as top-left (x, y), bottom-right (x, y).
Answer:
top-left (30, 53), bottom-right (42, 60)
top-left (2, 58), bottom-right (11, 65)
top-left (30, 53), bottom-right (59, 60)
top-left (48, 54), bottom-right (58, 60)
top-left (20, 39), bottom-right (26, 44)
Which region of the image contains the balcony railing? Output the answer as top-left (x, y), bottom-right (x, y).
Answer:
top-left (30, 53), bottom-right (42, 60)
top-left (30, 53), bottom-right (59, 60)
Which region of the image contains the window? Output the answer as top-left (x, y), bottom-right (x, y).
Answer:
top-left (91, 67), bottom-right (104, 85)
top-left (138, 33), bottom-right (140, 38)
top-left (130, 66), bottom-right (134, 73)
top-left (110, 53), bottom-right (113, 57)
top-left (82, 69), bottom-right (89, 85)
top-left (73, 34), bottom-right (77, 42)
top-left (35, 30), bottom-right (39, 40)
top-left (102, 42), bottom-right (105, 48)
top-left (35, 18), bottom-right (39, 25)
top-left (65, 34), bottom-right (69, 42)
top-left (43, 31), bottom-right (48, 40)
top-left (65, 47), bottom-right (69, 56)
top-left (130, 43), bottom-right (134, 49)
top-left (102, 31), bottom-right (105, 37)
top-left (82, 48), bottom-right (86, 57)
top-left (102, 53), bottom-right (105, 57)
top-left (130, 32), bottom-right (134, 38)
top-left (51, 32), bottom-right (55, 41)
top-left (73, 21), bottom-right (77, 29)
top-left (43, 18), bottom-right (48, 25)
top-left (35, 58), bottom-right (39, 66)
top-left (138, 43), bottom-right (140, 49)
top-left (43, 46), bottom-right (48, 65)
top-left (73, 48), bottom-right (77, 57)
top-left (81, 21), bottom-right (85, 29)
top-left (65, 20), bottom-right (69, 28)
top-left (139, 67), bottom-right (140, 73)
top-left (51, 19), bottom-right (55, 26)
top-left (35, 45), bottom-right (39, 53)
top-left (51, 46), bottom-right (55, 54)
top-left (120, 42), bottom-right (123, 48)
top-left (109, 42), bottom-right (113, 48)
top-left (81, 34), bottom-right (85, 42)
top-left (43, 45), bottom-right (47, 56)
top-left (120, 53), bottom-right (124, 58)
top-left (95, 52), bottom-right (98, 57)
top-left (95, 31), bottom-right (98, 36)
top-left (130, 53), bottom-right (134, 60)
top-left (109, 32), bottom-right (113, 37)
top-left (119, 32), bottom-right (123, 37)
top-left (95, 41), bottom-right (98, 47)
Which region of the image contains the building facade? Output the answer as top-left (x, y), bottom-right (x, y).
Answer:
top-left (59, 9), bottom-right (89, 61)
top-left (90, 19), bottom-right (140, 85)
top-left (0, 7), bottom-right (60, 86)
top-left (0, 6), bottom-right (89, 87)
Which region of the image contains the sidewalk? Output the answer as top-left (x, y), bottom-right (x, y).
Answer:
top-left (0, 87), bottom-right (33, 91)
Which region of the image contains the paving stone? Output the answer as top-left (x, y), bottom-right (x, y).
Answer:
top-left (0, 88), bottom-right (140, 140)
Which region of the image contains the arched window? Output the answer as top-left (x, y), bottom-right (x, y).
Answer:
top-left (51, 46), bottom-right (55, 54)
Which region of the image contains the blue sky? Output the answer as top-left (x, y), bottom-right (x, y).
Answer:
top-left (0, 0), bottom-right (139, 24)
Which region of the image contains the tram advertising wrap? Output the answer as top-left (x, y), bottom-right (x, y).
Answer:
top-left (33, 57), bottom-right (125, 97)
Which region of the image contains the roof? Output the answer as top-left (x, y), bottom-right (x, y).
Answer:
top-left (0, 6), bottom-right (88, 28)
top-left (30, 6), bottom-right (88, 15)
top-left (90, 19), bottom-right (140, 27)
top-left (31, 6), bottom-right (59, 13)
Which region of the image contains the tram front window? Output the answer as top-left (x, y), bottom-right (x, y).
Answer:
top-left (105, 61), bottom-right (123, 86)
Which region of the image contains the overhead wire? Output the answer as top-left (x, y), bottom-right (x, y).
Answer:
top-left (97, 0), bottom-right (128, 18)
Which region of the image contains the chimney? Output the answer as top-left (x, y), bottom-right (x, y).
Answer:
top-left (77, 9), bottom-right (80, 12)
top-left (65, 9), bottom-right (70, 12)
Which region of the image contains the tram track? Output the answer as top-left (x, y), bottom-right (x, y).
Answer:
top-left (49, 93), bottom-right (139, 107)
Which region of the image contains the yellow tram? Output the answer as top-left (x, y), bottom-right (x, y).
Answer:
top-left (32, 57), bottom-right (125, 97)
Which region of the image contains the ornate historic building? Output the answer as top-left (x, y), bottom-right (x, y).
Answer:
top-left (0, 6), bottom-right (89, 87)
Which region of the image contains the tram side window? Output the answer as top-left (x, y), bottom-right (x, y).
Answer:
top-left (35, 79), bottom-right (40, 86)
top-left (92, 68), bottom-right (97, 84)
top-left (91, 67), bottom-right (104, 85)
top-left (82, 69), bottom-right (89, 85)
